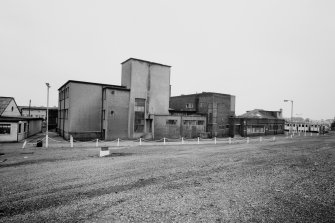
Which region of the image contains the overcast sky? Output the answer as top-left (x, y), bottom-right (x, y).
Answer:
top-left (1, 0), bottom-right (334, 120)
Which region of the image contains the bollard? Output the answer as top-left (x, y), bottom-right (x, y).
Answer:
top-left (304, 132), bottom-right (306, 137)
top-left (273, 136), bottom-right (276, 141)
top-left (197, 137), bottom-right (200, 144)
top-left (247, 137), bottom-right (249, 144)
top-left (290, 135), bottom-right (293, 139)
top-left (310, 132), bottom-right (312, 136)
top-left (96, 139), bottom-right (99, 147)
top-left (140, 138), bottom-right (142, 146)
top-left (260, 137), bottom-right (262, 142)
top-left (214, 137), bottom-right (217, 144)
top-left (117, 138), bottom-right (120, 147)
top-left (298, 132), bottom-right (300, 136)
top-left (70, 135), bottom-right (73, 148)
top-left (229, 137), bottom-right (231, 144)
top-left (181, 137), bottom-right (184, 144)
top-left (22, 140), bottom-right (27, 149)
top-left (163, 137), bottom-right (166, 145)
top-left (45, 135), bottom-right (48, 148)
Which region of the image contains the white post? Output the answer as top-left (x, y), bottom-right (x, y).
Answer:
top-left (96, 139), bottom-right (99, 147)
top-left (229, 137), bottom-right (231, 144)
top-left (163, 137), bottom-right (166, 145)
top-left (247, 137), bottom-right (249, 144)
top-left (273, 136), bottom-right (276, 141)
top-left (214, 137), bottom-right (217, 144)
top-left (45, 83), bottom-right (50, 148)
top-left (197, 137), bottom-right (200, 144)
top-left (22, 140), bottom-right (27, 149)
top-left (181, 137), bottom-right (184, 144)
top-left (290, 135), bottom-right (293, 139)
top-left (310, 132), bottom-right (312, 136)
top-left (260, 137), bottom-right (262, 142)
top-left (45, 135), bottom-right (48, 148)
top-left (70, 135), bottom-right (73, 148)
top-left (304, 132), bottom-right (306, 137)
top-left (117, 138), bottom-right (120, 147)
top-left (140, 138), bottom-right (142, 146)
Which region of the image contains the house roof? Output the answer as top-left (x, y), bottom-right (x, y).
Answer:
top-left (121, 58), bottom-right (171, 68)
top-left (0, 116), bottom-right (43, 122)
top-left (58, 80), bottom-right (128, 91)
top-left (238, 109), bottom-right (281, 119)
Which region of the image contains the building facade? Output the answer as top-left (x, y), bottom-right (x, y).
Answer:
top-left (229, 109), bottom-right (285, 137)
top-left (0, 97), bottom-right (42, 142)
top-left (170, 92), bottom-right (236, 137)
top-left (20, 106), bottom-right (58, 130)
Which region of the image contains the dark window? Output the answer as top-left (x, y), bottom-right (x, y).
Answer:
top-left (208, 113), bottom-right (213, 123)
top-left (111, 90), bottom-right (115, 94)
top-left (24, 123), bottom-right (27, 132)
top-left (18, 123), bottom-right (22, 133)
top-left (197, 120), bottom-right (204, 125)
top-left (11, 106), bottom-right (14, 111)
top-left (166, 120), bottom-right (177, 125)
top-left (0, 124), bottom-right (11, 134)
top-left (186, 103), bottom-right (193, 109)
top-left (134, 98), bottom-right (145, 132)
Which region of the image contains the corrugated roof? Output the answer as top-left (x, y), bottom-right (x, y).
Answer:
top-left (0, 97), bottom-right (13, 116)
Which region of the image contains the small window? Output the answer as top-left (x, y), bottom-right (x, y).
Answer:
top-left (111, 90), bottom-right (115, 94)
top-left (197, 120), bottom-right (204, 125)
top-left (186, 103), bottom-right (194, 109)
top-left (11, 106), bottom-right (14, 111)
top-left (18, 123), bottom-right (22, 133)
top-left (166, 120), bottom-right (177, 125)
top-left (0, 124), bottom-right (11, 134)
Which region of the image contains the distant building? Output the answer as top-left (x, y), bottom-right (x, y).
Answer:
top-left (170, 92), bottom-right (236, 137)
top-left (57, 58), bottom-right (207, 140)
top-left (0, 97), bottom-right (42, 142)
top-left (229, 109), bottom-right (285, 137)
top-left (19, 106), bottom-right (58, 130)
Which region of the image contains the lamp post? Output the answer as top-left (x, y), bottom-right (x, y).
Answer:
top-left (46, 83), bottom-right (50, 148)
top-left (284, 99), bottom-right (293, 134)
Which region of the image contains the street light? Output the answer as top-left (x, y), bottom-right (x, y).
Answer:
top-left (46, 83), bottom-right (50, 148)
top-left (284, 99), bottom-right (293, 134)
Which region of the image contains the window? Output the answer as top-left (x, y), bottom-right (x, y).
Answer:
top-left (134, 98), bottom-right (145, 132)
top-left (111, 90), bottom-right (115, 94)
top-left (24, 123), bottom-right (27, 132)
top-left (197, 120), bottom-right (204, 125)
top-left (166, 120), bottom-right (177, 125)
top-left (186, 103), bottom-right (193, 109)
top-left (0, 124), bottom-right (10, 134)
top-left (11, 106), bottom-right (14, 111)
top-left (183, 120), bottom-right (197, 125)
top-left (208, 113), bottom-right (213, 123)
top-left (18, 123), bottom-right (22, 133)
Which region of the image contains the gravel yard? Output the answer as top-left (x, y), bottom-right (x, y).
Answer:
top-left (0, 134), bottom-right (335, 222)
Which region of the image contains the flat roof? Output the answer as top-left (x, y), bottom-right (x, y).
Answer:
top-left (58, 80), bottom-right (128, 90)
top-left (0, 116), bottom-right (43, 122)
top-left (121, 58), bottom-right (171, 68)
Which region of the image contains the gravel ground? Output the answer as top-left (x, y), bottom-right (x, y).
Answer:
top-left (0, 134), bottom-right (334, 222)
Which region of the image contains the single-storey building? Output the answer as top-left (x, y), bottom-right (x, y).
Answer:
top-left (0, 97), bottom-right (43, 142)
top-left (229, 109), bottom-right (285, 137)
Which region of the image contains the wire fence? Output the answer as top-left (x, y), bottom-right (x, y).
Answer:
top-left (21, 131), bottom-right (324, 149)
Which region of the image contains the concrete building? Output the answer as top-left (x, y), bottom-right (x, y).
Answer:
top-left (170, 92), bottom-right (236, 137)
top-left (19, 106), bottom-right (58, 130)
top-left (58, 58), bottom-right (207, 140)
top-left (229, 109), bottom-right (285, 137)
top-left (0, 97), bottom-right (42, 142)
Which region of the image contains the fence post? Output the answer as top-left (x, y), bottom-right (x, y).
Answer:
top-left (70, 135), bottom-right (73, 148)
top-left (96, 139), bottom-right (99, 147)
top-left (273, 136), bottom-right (276, 141)
top-left (22, 140), bottom-right (27, 149)
top-left (214, 137), bottom-right (217, 144)
top-left (163, 137), bottom-right (166, 145)
top-left (117, 138), bottom-right (120, 147)
top-left (181, 137), bottom-right (184, 144)
top-left (197, 137), bottom-right (200, 144)
top-left (140, 138), bottom-right (142, 146)
top-left (247, 137), bottom-right (249, 144)
top-left (229, 137), bottom-right (231, 144)
top-left (260, 137), bottom-right (262, 142)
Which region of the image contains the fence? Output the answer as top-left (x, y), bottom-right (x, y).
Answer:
top-left (21, 132), bottom-right (323, 149)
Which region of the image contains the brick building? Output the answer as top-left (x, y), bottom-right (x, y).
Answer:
top-left (170, 92), bottom-right (236, 137)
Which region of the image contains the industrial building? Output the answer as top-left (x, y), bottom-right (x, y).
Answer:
top-left (0, 97), bottom-right (43, 142)
top-left (229, 109), bottom-right (285, 137)
top-left (57, 58), bottom-right (206, 140)
top-left (169, 92), bottom-right (236, 137)
top-left (19, 106), bottom-right (58, 130)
